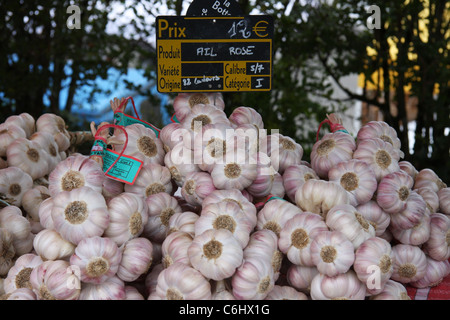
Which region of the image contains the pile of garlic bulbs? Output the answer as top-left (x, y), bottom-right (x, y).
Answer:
top-left (0, 93), bottom-right (449, 300)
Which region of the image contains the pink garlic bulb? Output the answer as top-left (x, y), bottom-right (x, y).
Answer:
top-left (181, 171), bottom-right (216, 206)
top-left (188, 228), bottom-right (243, 281)
top-left (79, 276), bottom-right (125, 300)
top-left (310, 131), bottom-right (356, 179)
top-left (437, 187), bottom-right (450, 215)
top-left (104, 192), bottom-right (149, 246)
top-left (256, 199), bottom-right (302, 237)
top-left (245, 152), bottom-right (276, 198)
top-left (30, 131), bottom-right (62, 174)
top-left (5, 113), bottom-right (35, 138)
top-left (399, 161), bottom-right (418, 180)
top-left (416, 187), bottom-right (440, 213)
top-left (144, 263), bottom-right (164, 297)
top-left (159, 122), bottom-right (194, 152)
top-left (413, 168), bottom-right (447, 193)
top-left (270, 172), bottom-right (285, 198)
top-left (195, 201), bottom-right (253, 248)
top-left (173, 92), bottom-right (225, 123)
top-left (124, 163), bottom-right (174, 198)
top-left (422, 213), bottom-right (450, 261)
top-left (102, 178), bottom-right (124, 203)
top-left (148, 262), bottom-right (211, 300)
top-left (389, 208), bottom-right (431, 245)
top-left (295, 179), bottom-right (350, 219)
top-left (70, 236), bottom-right (122, 284)
top-left (35, 113), bottom-right (71, 152)
top-left (37, 197), bottom-right (54, 230)
top-left (261, 133), bottom-right (304, 174)
top-left (3, 253), bottom-right (43, 294)
top-left (356, 120), bottom-right (404, 158)
top-left (391, 244), bottom-right (427, 283)
top-left (143, 192), bottom-right (182, 243)
top-left (376, 170), bottom-right (414, 214)
top-left (0, 228), bottom-right (15, 277)
top-left (0, 288), bottom-right (36, 300)
top-left (356, 200), bottom-right (390, 236)
top-left (353, 237), bottom-right (394, 295)
top-left (328, 159), bottom-right (378, 206)
top-left (326, 204), bottom-right (376, 249)
top-left (389, 190), bottom-right (427, 230)
top-left (410, 257), bottom-right (450, 289)
top-left (48, 154), bottom-right (105, 197)
top-left (310, 230), bottom-right (355, 277)
top-left (51, 186), bottom-right (110, 245)
top-left (310, 270), bottom-right (366, 300)
top-left (0, 167), bottom-right (33, 207)
top-left (278, 212), bottom-right (328, 266)
top-left (161, 231), bottom-right (193, 268)
top-left (117, 237), bottom-right (153, 282)
top-left (181, 103), bottom-right (230, 133)
top-left (232, 257), bottom-right (275, 300)
top-left (229, 106), bottom-right (264, 130)
top-left (113, 123), bottom-right (165, 166)
top-left (33, 229), bottom-right (75, 261)
top-left (369, 279), bottom-right (411, 300)
top-left (125, 286), bottom-right (145, 300)
top-left (353, 138), bottom-right (401, 182)
top-left (265, 285), bottom-right (308, 300)
top-left (29, 260), bottom-right (80, 300)
top-left (6, 137), bottom-right (50, 179)
top-left (283, 164), bottom-right (319, 202)
top-left (164, 143), bottom-right (200, 187)
top-left (167, 211), bottom-right (199, 237)
top-left (21, 185), bottom-right (51, 223)
top-left (286, 265), bottom-right (319, 295)
top-left (0, 122), bottom-right (27, 157)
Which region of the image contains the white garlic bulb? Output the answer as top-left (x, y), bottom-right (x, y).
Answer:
top-left (286, 264), bottom-right (319, 295)
top-left (167, 211), bottom-right (199, 237)
top-left (3, 253), bottom-right (43, 294)
top-left (422, 213), bottom-right (450, 261)
top-left (79, 276), bottom-right (125, 300)
top-left (6, 137), bottom-right (50, 179)
top-left (376, 170), bottom-right (414, 214)
top-left (117, 237), bottom-right (153, 282)
top-left (310, 270), bottom-right (366, 300)
top-left (282, 164), bottom-right (319, 203)
top-left (164, 142), bottom-right (200, 187)
top-left (173, 92), bottom-right (225, 123)
top-left (33, 229), bottom-right (75, 261)
top-left (414, 168), bottom-right (447, 193)
top-left (0, 228), bottom-right (15, 277)
top-left (265, 285), bottom-right (308, 300)
top-left (0, 205), bottom-right (32, 245)
top-left (181, 103), bottom-right (230, 133)
top-left (410, 257), bottom-right (450, 289)
top-left (0, 166), bottom-right (33, 207)
top-left (124, 286), bottom-right (145, 300)
top-left (356, 200), bottom-right (391, 237)
top-left (21, 185), bottom-right (51, 223)
top-left (162, 230), bottom-right (193, 268)
top-left (0, 122), bottom-right (26, 157)
top-left (389, 208), bottom-right (431, 246)
top-left (0, 288), bottom-right (36, 300)
top-left (369, 279), bottom-right (410, 300)
top-left (35, 113), bottom-right (71, 152)
top-left (181, 171), bottom-right (216, 206)
top-left (256, 199), bottom-right (302, 237)
top-left (30, 130), bottom-right (62, 173)
top-left (124, 163), bottom-right (174, 198)
top-left (232, 257), bottom-right (275, 300)
top-left (391, 244), bottom-right (427, 283)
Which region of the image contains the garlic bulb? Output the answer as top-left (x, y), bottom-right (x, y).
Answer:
top-left (328, 159), bottom-right (378, 206)
top-left (310, 230), bottom-right (355, 276)
top-left (410, 257), bottom-right (449, 289)
top-left (310, 132), bottom-right (356, 179)
top-left (389, 190), bottom-right (427, 230)
top-left (416, 187), bottom-right (439, 213)
top-left (117, 237), bottom-right (153, 282)
top-left (173, 92), bottom-right (225, 123)
top-left (413, 168), bottom-right (447, 193)
top-left (295, 179), bottom-right (350, 219)
top-left (422, 213), bottom-right (450, 261)
top-left (377, 170), bottom-right (414, 214)
top-left (144, 263), bottom-right (164, 297)
top-left (256, 199), bottom-right (302, 237)
top-left (232, 258), bottom-right (275, 300)
top-left (326, 204), bottom-right (376, 249)
top-left (211, 279), bottom-right (235, 300)
top-left (245, 152), bottom-right (276, 198)
top-left (229, 106), bottom-right (264, 130)
top-left (79, 276), bottom-right (125, 300)
top-left (210, 148), bottom-right (257, 191)
top-left (262, 133), bottom-right (304, 174)
top-left (51, 186), bottom-right (110, 245)
top-left (30, 131), bottom-right (62, 173)
top-left (0, 167), bottom-right (33, 207)
top-left (161, 231), bottom-right (192, 268)
top-left (0, 228), bottom-right (15, 277)
top-left (181, 103), bottom-right (230, 133)
top-left (114, 123), bottom-right (165, 166)
top-left (21, 185), bottom-right (51, 223)
top-left (369, 279), bottom-right (410, 300)
top-left (202, 189), bottom-right (257, 229)
top-left (310, 270), bottom-right (366, 300)
top-left (270, 172), bottom-right (286, 198)
top-left (102, 178), bottom-right (124, 203)
top-left (356, 200), bottom-right (390, 236)
top-left (196, 201), bottom-right (253, 248)
top-left (286, 265), bottom-right (319, 294)
top-left (438, 187), bottom-right (450, 215)
top-left (167, 211), bottom-right (198, 237)
top-left (124, 163), bottom-right (174, 198)
top-left (390, 208), bottom-right (431, 245)
top-left (29, 260), bottom-right (80, 300)
top-left (0, 288), bottom-right (36, 300)
top-left (125, 286), bottom-right (145, 300)
top-left (188, 228), bottom-right (243, 281)
top-left (181, 171), bottom-right (216, 206)
top-left (36, 113), bottom-right (71, 152)
top-left (48, 154), bottom-right (105, 197)
top-left (103, 192), bottom-right (149, 246)
top-left (148, 262), bottom-right (211, 300)
top-left (244, 229), bottom-right (284, 280)
top-left (0, 205), bottom-right (32, 246)
top-left (353, 138), bottom-right (401, 182)
top-left (0, 122), bottom-right (26, 157)
top-left (278, 212), bottom-right (328, 266)
top-left (391, 244), bottom-right (427, 283)
top-left (164, 143), bottom-right (200, 187)
top-left (3, 253), bottom-right (43, 294)
top-left (356, 121), bottom-right (404, 158)
top-left (144, 192), bottom-right (182, 243)
top-left (33, 229), bottom-right (75, 261)
top-left (38, 197), bottom-right (54, 230)
top-left (399, 161), bottom-right (418, 180)
top-left (5, 113), bottom-right (35, 138)
top-left (353, 237), bottom-right (394, 294)
top-left (70, 236), bottom-right (122, 284)
top-left (265, 285), bottom-right (308, 300)
top-left (159, 122), bottom-right (194, 152)
top-left (283, 164), bottom-right (319, 202)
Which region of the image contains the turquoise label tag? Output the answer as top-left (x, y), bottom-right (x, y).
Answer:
top-left (102, 149), bottom-right (143, 185)
top-left (114, 112), bottom-right (160, 137)
top-left (90, 139), bottom-right (107, 157)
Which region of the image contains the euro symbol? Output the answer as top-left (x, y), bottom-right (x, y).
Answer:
top-left (252, 20), bottom-right (269, 38)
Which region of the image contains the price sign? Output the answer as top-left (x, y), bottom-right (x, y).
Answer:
top-left (156, 15), bottom-right (273, 93)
